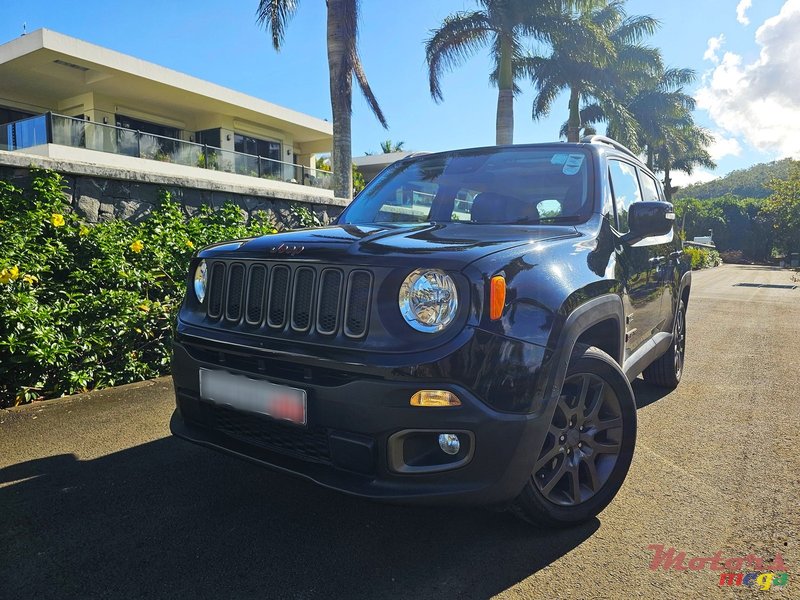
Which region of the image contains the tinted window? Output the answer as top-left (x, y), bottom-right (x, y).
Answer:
top-left (608, 160), bottom-right (642, 233)
top-left (639, 171), bottom-right (661, 202)
top-left (341, 148), bottom-right (591, 225)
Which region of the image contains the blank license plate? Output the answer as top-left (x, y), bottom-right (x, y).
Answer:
top-left (199, 368), bottom-right (307, 426)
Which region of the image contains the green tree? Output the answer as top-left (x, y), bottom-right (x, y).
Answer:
top-left (379, 139), bottom-right (405, 153)
top-left (655, 124), bottom-right (715, 201)
top-left (426, 0), bottom-right (593, 145)
top-left (763, 165), bottom-right (800, 256)
top-left (256, 0), bottom-right (387, 200)
top-left (530, 0), bottom-right (660, 142)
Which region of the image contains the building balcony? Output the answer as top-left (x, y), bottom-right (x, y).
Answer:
top-left (3, 113), bottom-right (333, 191)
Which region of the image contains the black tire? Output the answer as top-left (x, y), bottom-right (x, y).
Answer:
top-left (643, 299), bottom-right (686, 389)
top-left (510, 344), bottom-right (637, 528)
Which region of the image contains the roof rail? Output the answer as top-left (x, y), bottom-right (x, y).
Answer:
top-left (580, 135), bottom-right (638, 160)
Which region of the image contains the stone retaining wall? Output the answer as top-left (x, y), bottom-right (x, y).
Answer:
top-left (0, 151), bottom-right (346, 229)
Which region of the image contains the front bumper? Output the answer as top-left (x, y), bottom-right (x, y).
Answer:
top-left (170, 334), bottom-right (552, 506)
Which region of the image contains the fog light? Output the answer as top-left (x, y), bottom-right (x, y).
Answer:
top-left (410, 390), bottom-right (461, 407)
top-left (438, 433), bottom-right (461, 455)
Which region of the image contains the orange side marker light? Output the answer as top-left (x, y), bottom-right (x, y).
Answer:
top-left (490, 275), bottom-right (506, 320)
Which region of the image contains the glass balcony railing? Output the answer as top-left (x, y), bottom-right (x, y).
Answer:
top-left (1, 113), bottom-right (333, 191)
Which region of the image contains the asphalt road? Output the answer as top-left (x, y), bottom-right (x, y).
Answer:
top-left (2, 264), bottom-right (798, 599)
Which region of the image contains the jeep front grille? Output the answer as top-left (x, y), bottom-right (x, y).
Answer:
top-left (204, 261), bottom-right (372, 339)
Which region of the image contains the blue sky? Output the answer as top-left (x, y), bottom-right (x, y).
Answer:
top-left (2, 1), bottom-right (796, 184)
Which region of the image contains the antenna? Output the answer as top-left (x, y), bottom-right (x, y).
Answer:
top-left (22, 22), bottom-right (27, 36)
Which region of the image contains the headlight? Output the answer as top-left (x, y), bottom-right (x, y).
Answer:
top-left (399, 269), bottom-right (458, 333)
top-left (194, 260), bottom-right (207, 303)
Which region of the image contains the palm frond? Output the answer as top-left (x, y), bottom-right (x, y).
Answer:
top-left (425, 11), bottom-right (493, 102)
top-left (256, 0), bottom-right (299, 50)
top-left (611, 15), bottom-right (660, 45)
top-left (351, 47), bottom-right (387, 128)
top-left (661, 67), bottom-right (696, 89)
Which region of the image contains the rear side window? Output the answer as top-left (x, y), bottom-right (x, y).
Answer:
top-left (608, 160), bottom-right (642, 233)
top-left (639, 171), bottom-right (661, 202)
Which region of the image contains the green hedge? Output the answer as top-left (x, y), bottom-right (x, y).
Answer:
top-left (685, 246), bottom-right (722, 270)
top-left (0, 169), bottom-right (278, 406)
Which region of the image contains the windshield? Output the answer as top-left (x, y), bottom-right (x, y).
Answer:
top-left (341, 147), bottom-right (592, 226)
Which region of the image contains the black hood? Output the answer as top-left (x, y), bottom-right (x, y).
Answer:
top-left (199, 222), bottom-right (579, 269)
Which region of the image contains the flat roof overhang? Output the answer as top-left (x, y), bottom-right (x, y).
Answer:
top-left (0, 29), bottom-right (332, 146)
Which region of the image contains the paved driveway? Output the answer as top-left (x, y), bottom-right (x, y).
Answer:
top-left (2, 264), bottom-right (798, 599)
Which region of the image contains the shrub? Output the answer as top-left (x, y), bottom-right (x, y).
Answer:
top-left (0, 169), bottom-right (278, 406)
top-left (685, 246), bottom-right (723, 270)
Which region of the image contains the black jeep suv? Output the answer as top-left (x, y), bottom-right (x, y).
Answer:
top-left (170, 136), bottom-right (690, 527)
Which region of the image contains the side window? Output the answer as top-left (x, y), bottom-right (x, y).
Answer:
top-left (639, 171), bottom-right (660, 202)
top-left (608, 160), bottom-right (642, 233)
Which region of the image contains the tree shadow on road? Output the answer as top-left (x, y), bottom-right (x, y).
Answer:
top-left (0, 437), bottom-right (598, 600)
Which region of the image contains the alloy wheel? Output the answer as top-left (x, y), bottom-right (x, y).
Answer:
top-left (533, 373), bottom-right (623, 506)
top-left (674, 306), bottom-right (686, 379)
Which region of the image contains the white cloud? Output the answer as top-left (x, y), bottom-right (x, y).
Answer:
top-left (703, 34), bottom-right (725, 63)
top-left (696, 0), bottom-right (800, 158)
top-left (707, 132), bottom-right (743, 160)
top-left (737, 0), bottom-right (753, 25)
top-left (670, 169), bottom-right (719, 188)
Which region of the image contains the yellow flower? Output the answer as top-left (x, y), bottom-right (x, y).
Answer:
top-left (50, 213), bottom-right (65, 227)
top-left (79, 226), bottom-right (90, 237)
top-left (22, 273), bottom-right (38, 285)
top-left (185, 240), bottom-right (195, 250)
top-left (130, 240), bottom-right (144, 253)
top-left (0, 266), bottom-right (20, 284)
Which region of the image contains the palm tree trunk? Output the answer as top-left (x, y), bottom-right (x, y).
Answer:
top-left (327, 0), bottom-right (354, 200)
top-left (646, 146), bottom-right (654, 171)
top-left (567, 86), bottom-right (582, 143)
top-left (663, 160), bottom-right (673, 202)
top-left (495, 36), bottom-right (514, 146)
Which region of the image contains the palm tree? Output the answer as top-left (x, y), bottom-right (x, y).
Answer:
top-left (576, 64), bottom-right (715, 199)
top-left (654, 124), bottom-right (716, 201)
top-left (529, 1), bottom-right (660, 142)
top-left (379, 139), bottom-right (405, 153)
top-left (426, 0), bottom-right (594, 145)
top-left (256, 0), bottom-right (387, 199)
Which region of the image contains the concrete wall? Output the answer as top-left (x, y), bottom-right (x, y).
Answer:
top-left (0, 150), bottom-right (346, 229)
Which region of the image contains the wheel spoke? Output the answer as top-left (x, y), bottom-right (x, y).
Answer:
top-left (594, 416), bottom-right (622, 432)
top-left (534, 445), bottom-right (562, 472)
top-left (557, 394), bottom-right (574, 420)
top-left (541, 458), bottom-right (569, 496)
top-left (586, 382), bottom-right (605, 421)
top-left (583, 455), bottom-right (601, 491)
top-left (569, 468), bottom-right (581, 503)
top-left (589, 439), bottom-right (620, 455)
top-left (577, 375), bottom-right (590, 411)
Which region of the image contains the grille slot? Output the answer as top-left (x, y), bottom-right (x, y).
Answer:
top-left (207, 263), bottom-right (226, 319)
top-left (245, 265), bottom-right (268, 324)
top-left (316, 269), bottom-right (343, 335)
top-left (291, 267), bottom-right (316, 331)
top-left (225, 263), bottom-right (246, 321)
top-left (344, 270), bottom-right (372, 338)
top-left (267, 265), bottom-right (291, 328)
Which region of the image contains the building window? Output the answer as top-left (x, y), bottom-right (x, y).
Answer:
top-left (0, 106), bottom-right (36, 126)
top-left (234, 134), bottom-right (281, 161)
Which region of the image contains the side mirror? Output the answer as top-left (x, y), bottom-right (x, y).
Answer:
top-left (623, 201), bottom-right (675, 244)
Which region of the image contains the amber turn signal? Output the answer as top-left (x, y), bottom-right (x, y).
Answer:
top-left (410, 390), bottom-right (462, 407)
top-left (490, 275), bottom-right (506, 320)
